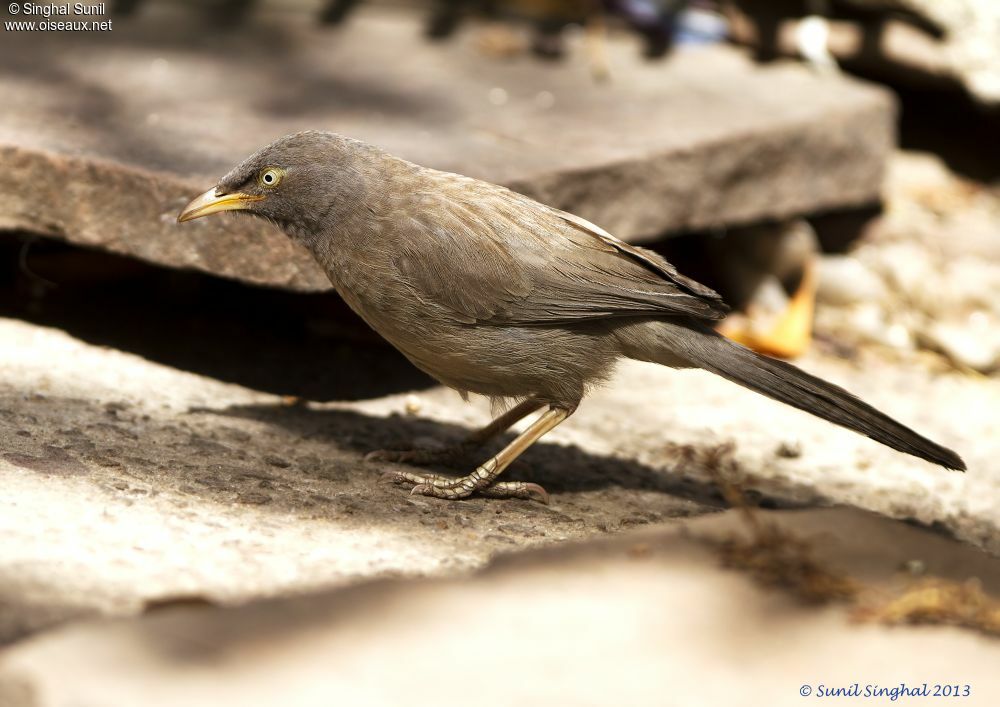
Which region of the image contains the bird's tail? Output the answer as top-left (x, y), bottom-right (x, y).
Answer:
top-left (623, 321), bottom-right (965, 471)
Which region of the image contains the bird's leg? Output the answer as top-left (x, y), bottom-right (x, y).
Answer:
top-left (365, 398), bottom-right (543, 465)
top-left (388, 406), bottom-right (572, 503)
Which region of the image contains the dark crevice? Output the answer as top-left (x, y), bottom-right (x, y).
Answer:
top-left (650, 204), bottom-right (882, 308)
top-left (891, 85), bottom-right (1000, 183)
top-left (0, 232), bottom-right (434, 402)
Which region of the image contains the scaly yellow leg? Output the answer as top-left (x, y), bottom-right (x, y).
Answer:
top-left (386, 406), bottom-right (571, 504)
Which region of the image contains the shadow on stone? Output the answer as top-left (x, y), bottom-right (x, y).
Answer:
top-left (0, 233), bottom-right (434, 402)
top-left (0, 388), bottom-right (741, 537)
top-left (206, 400), bottom-right (807, 510)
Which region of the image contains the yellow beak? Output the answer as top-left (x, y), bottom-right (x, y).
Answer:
top-left (177, 188), bottom-right (264, 223)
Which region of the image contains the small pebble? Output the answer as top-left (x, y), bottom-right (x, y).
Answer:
top-left (775, 440), bottom-right (802, 459)
top-left (901, 559), bottom-right (926, 576)
top-left (817, 255), bottom-right (888, 307)
top-left (919, 317), bottom-right (1000, 373)
top-left (627, 543), bottom-right (652, 559)
top-left (488, 87), bottom-right (508, 106)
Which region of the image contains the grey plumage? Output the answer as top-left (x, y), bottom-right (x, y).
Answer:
top-left (180, 130), bottom-right (965, 501)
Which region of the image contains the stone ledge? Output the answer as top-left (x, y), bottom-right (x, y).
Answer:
top-left (0, 7), bottom-right (894, 291)
top-left (1, 314), bottom-right (993, 646)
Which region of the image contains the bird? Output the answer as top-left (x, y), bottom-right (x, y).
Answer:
top-left (177, 131), bottom-right (965, 503)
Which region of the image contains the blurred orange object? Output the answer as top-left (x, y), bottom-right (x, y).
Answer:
top-left (720, 257), bottom-right (817, 359)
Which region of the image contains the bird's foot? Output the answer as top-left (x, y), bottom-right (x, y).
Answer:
top-left (381, 468), bottom-right (549, 504)
top-left (364, 443), bottom-right (474, 466)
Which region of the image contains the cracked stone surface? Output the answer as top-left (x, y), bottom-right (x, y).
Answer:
top-left (1, 507), bottom-right (998, 707)
top-left (0, 5), bottom-right (893, 290)
top-left (1, 311), bottom-right (996, 646)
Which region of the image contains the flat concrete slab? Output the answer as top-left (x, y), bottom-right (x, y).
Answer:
top-left (0, 5), bottom-right (894, 290)
top-left (2, 507), bottom-right (998, 707)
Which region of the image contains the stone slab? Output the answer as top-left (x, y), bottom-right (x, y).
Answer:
top-left (1, 507), bottom-right (999, 707)
top-left (0, 318), bottom-right (719, 645)
top-left (0, 5), bottom-right (894, 291)
top-left (1, 313), bottom-right (995, 646)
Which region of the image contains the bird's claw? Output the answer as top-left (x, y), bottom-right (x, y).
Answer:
top-left (401, 475), bottom-right (549, 504)
top-left (518, 482), bottom-right (550, 505)
top-left (371, 450), bottom-right (549, 503)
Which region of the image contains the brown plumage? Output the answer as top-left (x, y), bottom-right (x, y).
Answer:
top-left (178, 131), bottom-right (964, 503)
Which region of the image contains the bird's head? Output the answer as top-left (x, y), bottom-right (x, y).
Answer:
top-left (176, 131), bottom-right (357, 233)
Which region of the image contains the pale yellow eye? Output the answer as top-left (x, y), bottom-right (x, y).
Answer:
top-left (259, 167), bottom-right (284, 187)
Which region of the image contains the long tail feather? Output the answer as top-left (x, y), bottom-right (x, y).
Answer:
top-left (644, 322), bottom-right (965, 471)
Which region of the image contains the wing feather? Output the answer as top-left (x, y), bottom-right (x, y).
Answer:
top-left (387, 176), bottom-right (729, 325)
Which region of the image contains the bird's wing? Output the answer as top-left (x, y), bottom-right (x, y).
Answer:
top-left (388, 177), bottom-right (728, 326)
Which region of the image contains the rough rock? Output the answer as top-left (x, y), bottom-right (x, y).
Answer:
top-left (2, 313), bottom-right (997, 645)
top-left (821, 301), bottom-right (915, 351)
top-left (816, 152), bottom-right (1000, 368)
top-left (919, 318), bottom-right (1000, 374)
top-left (816, 255), bottom-right (889, 307)
top-left (869, 242), bottom-right (940, 311)
top-left (0, 5), bottom-right (894, 291)
top-left (1, 508), bottom-right (999, 707)
top-left (0, 317), bottom-right (719, 644)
